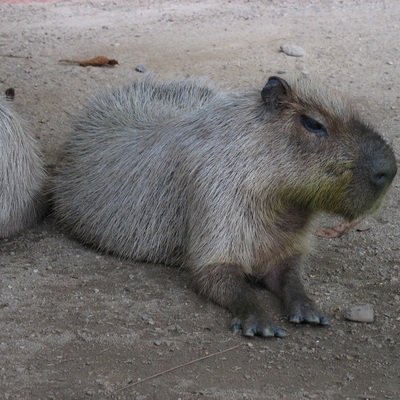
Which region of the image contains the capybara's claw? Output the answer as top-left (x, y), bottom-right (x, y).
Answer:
top-left (231, 317), bottom-right (286, 338)
top-left (289, 300), bottom-right (329, 326)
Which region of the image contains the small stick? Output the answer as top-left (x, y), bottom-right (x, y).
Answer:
top-left (0, 54), bottom-right (31, 59)
top-left (103, 344), bottom-right (240, 398)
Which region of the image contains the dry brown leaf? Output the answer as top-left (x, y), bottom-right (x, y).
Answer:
top-left (5, 88), bottom-right (15, 100)
top-left (78, 56), bottom-right (119, 67)
top-left (59, 56), bottom-right (119, 67)
top-left (315, 218), bottom-right (365, 238)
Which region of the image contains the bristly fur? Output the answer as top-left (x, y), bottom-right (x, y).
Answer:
top-left (53, 75), bottom-right (395, 271)
top-left (0, 98), bottom-right (46, 238)
top-left (52, 74), bottom-right (396, 335)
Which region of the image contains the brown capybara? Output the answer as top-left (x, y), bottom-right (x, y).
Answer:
top-left (52, 75), bottom-right (397, 337)
top-left (0, 92), bottom-right (46, 238)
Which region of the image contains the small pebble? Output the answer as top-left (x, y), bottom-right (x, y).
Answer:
top-left (135, 64), bottom-right (147, 73)
top-left (344, 304), bottom-right (374, 323)
top-left (5, 88), bottom-right (15, 100)
top-left (280, 44), bottom-right (305, 57)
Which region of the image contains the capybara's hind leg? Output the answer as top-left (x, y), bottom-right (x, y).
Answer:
top-left (263, 257), bottom-right (329, 326)
top-left (193, 264), bottom-right (286, 337)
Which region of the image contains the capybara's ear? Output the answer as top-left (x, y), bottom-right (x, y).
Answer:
top-left (261, 76), bottom-right (291, 110)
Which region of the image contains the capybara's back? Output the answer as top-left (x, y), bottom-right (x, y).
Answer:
top-left (53, 75), bottom-right (397, 337)
top-left (54, 77), bottom-right (221, 265)
top-left (0, 97), bottom-right (46, 238)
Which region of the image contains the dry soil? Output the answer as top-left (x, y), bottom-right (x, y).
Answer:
top-left (0, 1), bottom-right (399, 399)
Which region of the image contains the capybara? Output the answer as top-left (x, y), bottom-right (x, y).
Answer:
top-left (0, 92), bottom-right (46, 238)
top-left (52, 75), bottom-right (397, 337)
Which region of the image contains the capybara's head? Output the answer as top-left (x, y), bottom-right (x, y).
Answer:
top-left (259, 76), bottom-right (397, 220)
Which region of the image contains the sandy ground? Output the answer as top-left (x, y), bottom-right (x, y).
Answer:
top-left (0, 0), bottom-right (399, 399)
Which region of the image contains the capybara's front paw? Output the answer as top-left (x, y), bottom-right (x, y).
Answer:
top-left (289, 300), bottom-right (329, 325)
top-left (231, 314), bottom-right (286, 338)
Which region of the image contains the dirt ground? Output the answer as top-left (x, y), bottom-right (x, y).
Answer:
top-left (0, 0), bottom-right (399, 399)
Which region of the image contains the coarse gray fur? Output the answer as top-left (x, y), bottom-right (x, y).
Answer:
top-left (53, 75), bottom-right (397, 337)
top-left (0, 98), bottom-right (46, 238)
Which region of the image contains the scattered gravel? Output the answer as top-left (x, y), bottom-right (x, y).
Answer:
top-left (0, 1), bottom-right (399, 399)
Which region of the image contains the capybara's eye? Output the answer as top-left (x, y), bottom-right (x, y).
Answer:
top-left (301, 115), bottom-right (328, 137)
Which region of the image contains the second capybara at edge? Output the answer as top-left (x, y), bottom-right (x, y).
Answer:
top-left (0, 95), bottom-right (46, 238)
top-left (52, 75), bottom-right (397, 337)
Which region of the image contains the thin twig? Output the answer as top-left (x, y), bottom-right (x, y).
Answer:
top-left (103, 344), bottom-right (240, 398)
top-left (0, 240), bottom-right (17, 247)
top-left (0, 54), bottom-right (31, 59)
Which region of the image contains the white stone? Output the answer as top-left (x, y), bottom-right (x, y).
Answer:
top-left (280, 44), bottom-right (305, 57)
top-left (344, 304), bottom-right (374, 323)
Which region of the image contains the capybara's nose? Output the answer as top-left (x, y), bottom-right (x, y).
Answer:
top-left (369, 152), bottom-right (397, 189)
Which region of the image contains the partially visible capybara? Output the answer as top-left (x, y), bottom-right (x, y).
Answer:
top-left (52, 75), bottom-right (397, 337)
top-left (0, 91), bottom-right (46, 238)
